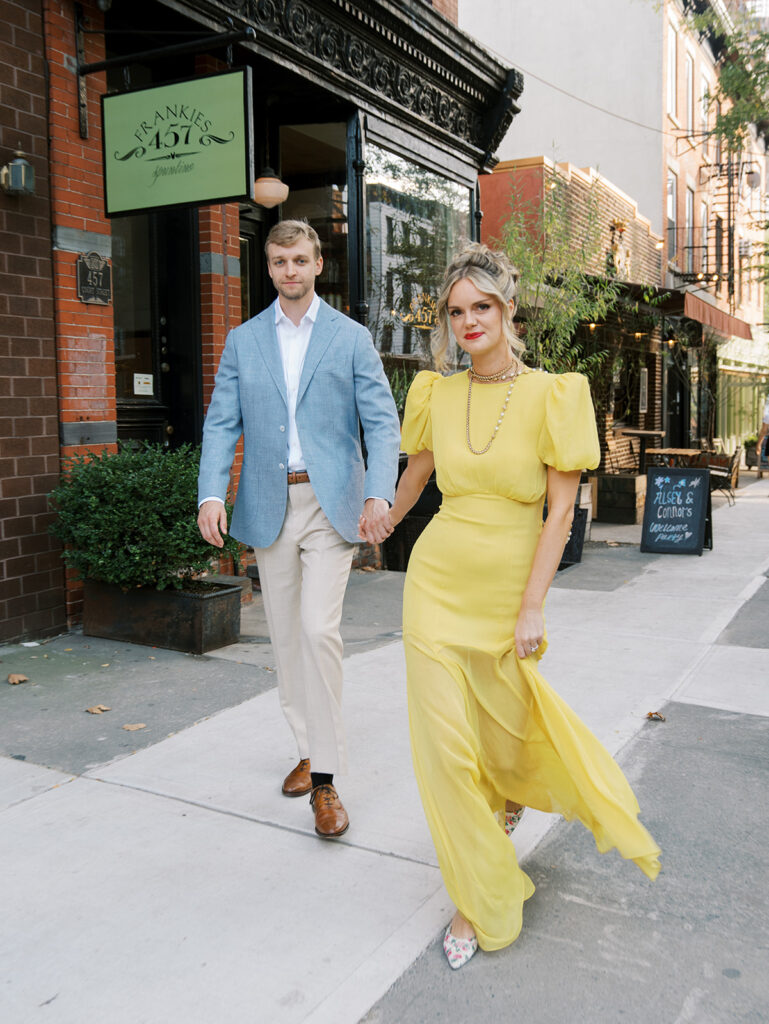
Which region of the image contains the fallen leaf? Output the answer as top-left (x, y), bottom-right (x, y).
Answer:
top-left (122, 723), bottom-right (146, 731)
top-left (85, 704), bottom-right (111, 714)
top-left (7, 674), bottom-right (29, 685)
top-left (359, 565), bottom-right (375, 572)
top-left (64, 648), bottom-right (73, 652)
top-left (148, 656), bottom-right (156, 660)
top-left (646, 710), bottom-right (666, 722)
top-left (101, 663), bottom-right (110, 668)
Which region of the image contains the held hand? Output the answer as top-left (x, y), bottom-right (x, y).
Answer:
top-left (358, 497), bottom-right (394, 545)
top-left (515, 606), bottom-right (544, 659)
top-left (197, 500), bottom-right (228, 549)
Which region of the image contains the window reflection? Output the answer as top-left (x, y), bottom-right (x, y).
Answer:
top-left (366, 145), bottom-right (470, 366)
top-left (280, 123), bottom-right (349, 314)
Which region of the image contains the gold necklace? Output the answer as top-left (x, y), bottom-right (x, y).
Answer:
top-left (465, 368), bottom-right (520, 455)
top-left (469, 359), bottom-right (515, 382)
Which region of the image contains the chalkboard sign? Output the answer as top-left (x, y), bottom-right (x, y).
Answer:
top-left (640, 468), bottom-right (712, 555)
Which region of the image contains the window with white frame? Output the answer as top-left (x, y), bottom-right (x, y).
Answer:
top-left (700, 75), bottom-right (710, 157)
top-left (667, 23), bottom-right (678, 117)
top-left (667, 169), bottom-right (678, 262)
top-left (685, 54), bottom-right (695, 135)
top-left (700, 200), bottom-right (708, 273)
top-left (685, 187), bottom-right (694, 272)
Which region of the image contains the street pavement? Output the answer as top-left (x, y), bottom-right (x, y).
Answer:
top-left (1, 478), bottom-right (768, 1024)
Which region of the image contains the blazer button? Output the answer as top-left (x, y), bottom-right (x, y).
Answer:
top-left (279, 425), bottom-right (285, 432)
top-left (279, 463), bottom-right (285, 470)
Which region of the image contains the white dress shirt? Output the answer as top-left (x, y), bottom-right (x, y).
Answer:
top-left (275, 292), bottom-right (320, 471)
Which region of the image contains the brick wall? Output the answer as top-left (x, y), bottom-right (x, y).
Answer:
top-left (430, 0), bottom-right (458, 23)
top-left (0, 0), bottom-right (68, 642)
top-left (43, 0), bottom-right (115, 622)
top-left (199, 200), bottom-right (244, 500)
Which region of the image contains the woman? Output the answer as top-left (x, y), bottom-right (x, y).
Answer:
top-left (360, 243), bottom-right (660, 969)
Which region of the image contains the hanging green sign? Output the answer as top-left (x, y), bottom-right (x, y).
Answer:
top-left (102, 69), bottom-right (253, 217)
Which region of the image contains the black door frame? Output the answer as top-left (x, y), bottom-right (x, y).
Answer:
top-left (116, 206), bottom-right (202, 447)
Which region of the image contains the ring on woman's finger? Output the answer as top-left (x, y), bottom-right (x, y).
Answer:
top-left (530, 642), bottom-right (539, 652)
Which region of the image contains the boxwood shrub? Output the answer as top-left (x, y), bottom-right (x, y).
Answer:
top-left (49, 443), bottom-right (236, 590)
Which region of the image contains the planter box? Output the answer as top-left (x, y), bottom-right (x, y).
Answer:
top-left (382, 514), bottom-right (433, 572)
top-left (382, 454), bottom-right (443, 572)
top-left (560, 507), bottom-right (588, 568)
top-left (83, 579), bottom-right (242, 655)
top-left (576, 479), bottom-right (593, 540)
top-left (594, 473), bottom-right (647, 525)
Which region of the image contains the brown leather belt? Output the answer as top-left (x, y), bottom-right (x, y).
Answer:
top-left (287, 470), bottom-right (310, 485)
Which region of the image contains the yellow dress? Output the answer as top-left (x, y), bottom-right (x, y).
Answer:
top-left (401, 369), bottom-right (661, 952)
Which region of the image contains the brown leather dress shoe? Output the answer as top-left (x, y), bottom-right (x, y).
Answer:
top-left (310, 784), bottom-right (349, 838)
top-left (282, 758), bottom-right (311, 797)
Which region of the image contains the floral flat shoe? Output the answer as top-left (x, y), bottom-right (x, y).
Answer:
top-left (503, 806), bottom-right (524, 837)
top-left (443, 924), bottom-right (478, 970)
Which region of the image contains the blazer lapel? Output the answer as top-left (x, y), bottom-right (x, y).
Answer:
top-left (296, 299), bottom-right (340, 406)
top-left (251, 307), bottom-right (287, 407)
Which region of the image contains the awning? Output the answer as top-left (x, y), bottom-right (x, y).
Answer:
top-left (683, 292), bottom-right (753, 340)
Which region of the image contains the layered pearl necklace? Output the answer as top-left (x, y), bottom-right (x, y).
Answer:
top-left (466, 359), bottom-right (521, 455)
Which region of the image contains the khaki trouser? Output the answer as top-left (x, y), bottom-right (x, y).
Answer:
top-left (255, 482), bottom-right (354, 775)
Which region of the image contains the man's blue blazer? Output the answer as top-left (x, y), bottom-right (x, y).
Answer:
top-left (197, 297), bottom-right (401, 548)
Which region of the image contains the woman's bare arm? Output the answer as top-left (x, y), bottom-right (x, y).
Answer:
top-left (358, 449), bottom-right (435, 542)
top-left (514, 467), bottom-right (581, 658)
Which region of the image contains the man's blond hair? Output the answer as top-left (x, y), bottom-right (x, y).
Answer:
top-left (265, 219), bottom-right (322, 262)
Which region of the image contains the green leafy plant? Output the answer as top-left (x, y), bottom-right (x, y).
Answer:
top-left (502, 167), bottom-right (620, 382)
top-left (685, 4), bottom-right (769, 290)
top-left (387, 365), bottom-right (419, 419)
top-left (49, 443), bottom-right (238, 591)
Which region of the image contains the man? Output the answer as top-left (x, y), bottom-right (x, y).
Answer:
top-left (757, 396), bottom-right (769, 468)
top-left (198, 220), bottom-right (399, 838)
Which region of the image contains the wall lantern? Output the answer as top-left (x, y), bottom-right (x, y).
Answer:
top-left (0, 151), bottom-right (35, 197)
top-left (746, 170), bottom-right (761, 189)
top-left (253, 168), bottom-right (289, 208)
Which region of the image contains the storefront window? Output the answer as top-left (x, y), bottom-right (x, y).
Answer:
top-left (365, 144), bottom-right (471, 366)
top-left (112, 215), bottom-right (153, 402)
top-left (280, 123), bottom-right (349, 314)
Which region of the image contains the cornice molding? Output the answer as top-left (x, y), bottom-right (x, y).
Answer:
top-left (172, 0), bottom-right (521, 167)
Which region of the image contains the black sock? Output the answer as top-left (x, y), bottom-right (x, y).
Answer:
top-left (311, 772), bottom-right (333, 790)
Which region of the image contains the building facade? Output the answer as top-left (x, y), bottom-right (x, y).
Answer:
top-left (458, 0), bottom-right (768, 452)
top-left (480, 156), bottom-right (666, 474)
top-left (0, 0), bottom-right (521, 642)
top-left (0, 0), bottom-right (67, 642)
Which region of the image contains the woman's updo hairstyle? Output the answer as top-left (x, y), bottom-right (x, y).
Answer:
top-left (431, 242), bottom-right (524, 372)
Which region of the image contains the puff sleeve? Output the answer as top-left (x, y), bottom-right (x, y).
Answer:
top-left (537, 372), bottom-right (601, 471)
top-left (401, 370), bottom-right (440, 454)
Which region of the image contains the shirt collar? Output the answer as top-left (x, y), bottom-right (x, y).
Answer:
top-left (274, 292), bottom-right (321, 327)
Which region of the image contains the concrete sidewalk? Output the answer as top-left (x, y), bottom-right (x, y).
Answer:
top-left (2, 479), bottom-right (769, 1023)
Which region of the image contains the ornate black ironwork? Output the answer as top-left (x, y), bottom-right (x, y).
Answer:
top-left (178, 0), bottom-right (521, 165)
